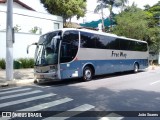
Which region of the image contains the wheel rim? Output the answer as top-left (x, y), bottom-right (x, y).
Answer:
top-left (84, 69), bottom-right (92, 80)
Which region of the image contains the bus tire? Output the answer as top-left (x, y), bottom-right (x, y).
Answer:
top-left (82, 66), bottom-right (93, 81)
top-left (133, 63), bottom-right (139, 73)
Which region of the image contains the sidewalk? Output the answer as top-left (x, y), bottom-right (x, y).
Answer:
top-left (0, 68), bottom-right (34, 87)
top-left (0, 66), bottom-right (159, 87)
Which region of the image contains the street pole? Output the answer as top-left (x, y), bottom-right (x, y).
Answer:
top-left (6, 0), bottom-right (13, 81)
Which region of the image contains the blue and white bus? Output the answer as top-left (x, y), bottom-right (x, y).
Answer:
top-left (28, 28), bottom-right (149, 83)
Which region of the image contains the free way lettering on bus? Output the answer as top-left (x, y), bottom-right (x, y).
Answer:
top-left (111, 51), bottom-right (127, 58)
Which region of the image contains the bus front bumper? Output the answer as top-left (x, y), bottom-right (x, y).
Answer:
top-left (34, 72), bottom-right (60, 83)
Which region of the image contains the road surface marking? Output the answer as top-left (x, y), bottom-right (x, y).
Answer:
top-left (150, 80), bottom-right (160, 85)
top-left (34, 85), bottom-right (51, 88)
top-left (43, 104), bottom-right (95, 120)
top-left (0, 88), bottom-right (31, 95)
top-left (0, 117), bottom-right (10, 120)
top-left (0, 90), bottom-right (42, 100)
top-left (0, 86), bottom-right (22, 92)
top-left (0, 93), bottom-right (56, 108)
top-left (18, 97), bottom-right (73, 111)
top-left (99, 113), bottom-right (124, 120)
top-left (99, 117), bottom-right (123, 120)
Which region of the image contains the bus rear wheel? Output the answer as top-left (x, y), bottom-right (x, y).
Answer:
top-left (134, 63), bottom-right (139, 73)
top-left (83, 66), bottom-right (93, 81)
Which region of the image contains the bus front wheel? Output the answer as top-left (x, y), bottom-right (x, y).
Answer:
top-left (83, 66), bottom-right (93, 81)
top-left (134, 63), bottom-right (139, 73)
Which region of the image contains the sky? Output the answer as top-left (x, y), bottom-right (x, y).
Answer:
top-left (20, 0), bottom-right (159, 23)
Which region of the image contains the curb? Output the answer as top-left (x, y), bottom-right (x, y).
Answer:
top-left (0, 79), bottom-right (35, 87)
top-left (0, 82), bottom-right (9, 87)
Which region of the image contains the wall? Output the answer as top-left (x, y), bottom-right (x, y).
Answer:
top-left (0, 31), bottom-right (40, 59)
top-left (0, 4), bottom-right (63, 59)
top-left (0, 1), bottom-right (27, 9)
top-left (0, 7), bottom-right (63, 34)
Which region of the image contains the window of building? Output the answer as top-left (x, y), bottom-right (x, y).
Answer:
top-left (54, 23), bottom-right (59, 30)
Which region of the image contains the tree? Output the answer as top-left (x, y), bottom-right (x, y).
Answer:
top-left (148, 27), bottom-right (160, 52)
top-left (148, 2), bottom-right (160, 26)
top-left (40, 0), bottom-right (87, 25)
top-left (94, 0), bottom-right (128, 30)
top-left (144, 4), bottom-right (150, 11)
top-left (94, 2), bottom-right (107, 30)
top-left (118, 0), bottom-right (128, 11)
top-left (113, 4), bottom-right (160, 53)
top-left (113, 6), bottom-right (150, 41)
top-left (145, 1), bottom-right (160, 53)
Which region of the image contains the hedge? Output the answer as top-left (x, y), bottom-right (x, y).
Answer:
top-left (0, 58), bottom-right (34, 69)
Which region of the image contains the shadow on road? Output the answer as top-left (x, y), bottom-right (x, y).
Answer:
top-left (35, 70), bottom-right (145, 87)
top-left (33, 77), bottom-right (160, 119)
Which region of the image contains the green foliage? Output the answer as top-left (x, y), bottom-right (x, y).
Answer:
top-left (144, 4), bottom-right (150, 11)
top-left (40, 0), bottom-right (87, 23)
top-left (95, 0), bottom-right (128, 30)
top-left (14, 24), bottom-right (21, 32)
top-left (29, 26), bottom-right (39, 34)
top-left (113, 6), bottom-right (149, 40)
top-left (112, 2), bottom-right (160, 53)
top-left (145, 2), bottom-right (160, 53)
top-left (14, 60), bottom-right (22, 69)
top-left (18, 58), bottom-right (34, 68)
top-left (0, 58), bottom-right (34, 69)
top-left (148, 3), bottom-right (160, 26)
top-left (0, 59), bottom-right (5, 69)
top-left (148, 27), bottom-right (160, 52)
top-left (96, 0), bottom-right (128, 11)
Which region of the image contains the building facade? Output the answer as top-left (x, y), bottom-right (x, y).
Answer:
top-left (0, 0), bottom-right (63, 34)
top-left (0, 0), bottom-right (63, 59)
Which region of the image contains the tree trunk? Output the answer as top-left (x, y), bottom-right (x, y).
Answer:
top-left (63, 16), bottom-right (67, 28)
top-left (109, 6), bottom-right (113, 31)
top-left (101, 5), bottom-right (105, 32)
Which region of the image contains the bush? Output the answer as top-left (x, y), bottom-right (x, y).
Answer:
top-left (14, 60), bottom-right (22, 69)
top-left (18, 58), bottom-right (34, 68)
top-left (0, 59), bottom-right (5, 69)
top-left (0, 58), bottom-right (34, 69)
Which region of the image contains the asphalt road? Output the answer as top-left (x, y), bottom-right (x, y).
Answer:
top-left (0, 67), bottom-right (160, 120)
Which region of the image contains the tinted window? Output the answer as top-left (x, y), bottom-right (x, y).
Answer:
top-left (136, 42), bottom-right (147, 51)
top-left (80, 31), bottom-right (147, 51)
top-left (80, 32), bottom-right (97, 48)
top-left (39, 31), bottom-right (61, 45)
top-left (96, 35), bottom-right (108, 49)
top-left (128, 41), bottom-right (147, 51)
top-left (107, 38), bottom-right (120, 50)
top-left (119, 39), bottom-right (130, 50)
top-left (60, 30), bottom-right (79, 63)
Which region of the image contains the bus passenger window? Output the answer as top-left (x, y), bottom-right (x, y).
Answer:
top-left (60, 30), bottom-right (79, 63)
top-left (80, 32), bottom-right (96, 48)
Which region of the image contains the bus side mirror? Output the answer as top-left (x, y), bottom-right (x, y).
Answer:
top-left (27, 43), bottom-right (37, 54)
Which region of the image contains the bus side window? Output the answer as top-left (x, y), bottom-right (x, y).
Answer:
top-left (80, 32), bottom-right (96, 48)
top-left (119, 39), bottom-right (130, 50)
top-left (60, 30), bottom-right (79, 63)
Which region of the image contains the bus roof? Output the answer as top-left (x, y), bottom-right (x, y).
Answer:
top-left (55, 28), bottom-right (147, 44)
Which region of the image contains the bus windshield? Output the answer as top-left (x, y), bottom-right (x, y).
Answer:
top-left (35, 31), bottom-right (61, 66)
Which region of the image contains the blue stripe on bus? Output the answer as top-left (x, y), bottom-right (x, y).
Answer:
top-left (60, 59), bottom-right (148, 80)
